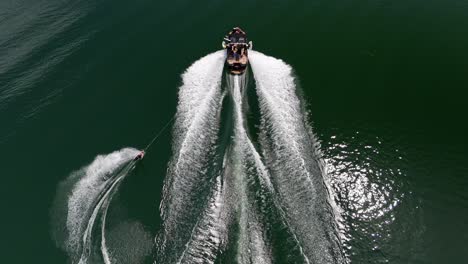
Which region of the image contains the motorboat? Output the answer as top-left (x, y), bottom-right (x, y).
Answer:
top-left (222, 27), bottom-right (252, 75)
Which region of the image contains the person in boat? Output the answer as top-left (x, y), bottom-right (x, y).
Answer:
top-left (134, 151), bottom-right (145, 161)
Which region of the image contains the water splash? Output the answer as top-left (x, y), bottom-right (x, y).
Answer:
top-left (156, 51), bottom-right (227, 263)
top-left (51, 147), bottom-right (140, 264)
top-left (227, 74), bottom-right (272, 264)
top-left (249, 50), bottom-right (346, 263)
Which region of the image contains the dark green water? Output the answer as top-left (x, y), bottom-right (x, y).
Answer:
top-left (1, 0), bottom-right (467, 263)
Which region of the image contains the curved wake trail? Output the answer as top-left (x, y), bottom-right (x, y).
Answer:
top-left (249, 51), bottom-right (346, 263)
top-left (156, 51), bottom-right (227, 264)
top-left (51, 148), bottom-right (140, 264)
top-left (100, 189), bottom-right (114, 264)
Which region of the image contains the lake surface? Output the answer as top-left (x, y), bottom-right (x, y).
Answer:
top-left (1, 0), bottom-right (467, 263)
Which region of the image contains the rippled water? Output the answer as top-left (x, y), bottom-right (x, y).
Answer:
top-left (321, 126), bottom-right (423, 262)
top-left (1, 0), bottom-right (468, 263)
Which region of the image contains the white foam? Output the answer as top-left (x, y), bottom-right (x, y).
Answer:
top-left (176, 173), bottom-right (226, 264)
top-left (66, 148), bottom-right (138, 249)
top-left (230, 75), bottom-right (272, 264)
top-left (157, 51), bottom-right (227, 263)
top-left (157, 50), bottom-right (345, 263)
top-left (52, 148), bottom-right (138, 263)
top-left (250, 51), bottom-right (346, 263)
top-left (100, 178), bottom-right (121, 264)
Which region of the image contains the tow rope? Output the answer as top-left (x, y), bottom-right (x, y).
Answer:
top-left (143, 115), bottom-right (176, 152)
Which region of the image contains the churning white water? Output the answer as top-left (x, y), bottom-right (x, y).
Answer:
top-left (51, 148), bottom-right (140, 264)
top-left (156, 51), bottom-right (228, 264)
top-left (249, 50), bottom-right (345, 263)
top-left (156, 50), bottom-right (345, 263)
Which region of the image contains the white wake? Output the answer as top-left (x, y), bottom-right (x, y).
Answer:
top-left (156, 50), bottom-right (346, 263)
top-left (157, 51), bottom-right (227, 264)
top-left (249, 50), bottom-right (346, 263)
top-left (228, 74), bottom-right (272, 264)
top-left (51, 147), bottom-right (139, 264)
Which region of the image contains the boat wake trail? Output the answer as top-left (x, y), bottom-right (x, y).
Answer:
top-left (249, 51), bottom-right (345, 263)
top-left (156, 51), bottom-right (227, 264)
top-left (51, 148), bottom-right (146, 264)
top-left (225, 74), bottom-right (272, 264)
top-left (157, 50), bottom-right (346, 263)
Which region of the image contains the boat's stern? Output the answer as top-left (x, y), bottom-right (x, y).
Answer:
top-left (226, 50), bottom-right (249, 75)
top-left (222, 27), bottom-right (252, 75)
